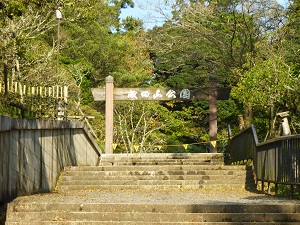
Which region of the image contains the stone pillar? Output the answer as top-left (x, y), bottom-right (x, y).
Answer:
top-left (209, 75), bottom-right (217, 153)
top-left (277, 111), bottom-right (291, 136)
top-left (105, 76), bottom-right (114, 154)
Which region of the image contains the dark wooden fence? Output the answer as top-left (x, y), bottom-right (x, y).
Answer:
top-left (229, 125), bottom-right (300, 196)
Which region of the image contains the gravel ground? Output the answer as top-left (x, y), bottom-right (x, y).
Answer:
top-left (11, 188), bottom-right (300, 206)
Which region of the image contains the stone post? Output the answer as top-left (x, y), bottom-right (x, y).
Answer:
top-left (105, 76), bottom-right (114, 154)
top-left (209, 75), bottom-right (217, 153)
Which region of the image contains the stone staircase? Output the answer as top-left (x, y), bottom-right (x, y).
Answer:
top-left (58, 153), bottom-right (253, 191)
top-left (5, 153), bottom-right (300, 224)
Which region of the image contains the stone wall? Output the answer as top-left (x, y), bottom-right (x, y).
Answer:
top-left (0, 116), bottom-right (102, 203)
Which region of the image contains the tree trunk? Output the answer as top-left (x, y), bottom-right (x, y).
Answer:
top-left (245, 105), bottom-right (253, 127)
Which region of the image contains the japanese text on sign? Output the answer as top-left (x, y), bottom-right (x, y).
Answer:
top-left (127, 88), bottom-right (190, 100)
top-left (91, 87), bottom-right (198, 101)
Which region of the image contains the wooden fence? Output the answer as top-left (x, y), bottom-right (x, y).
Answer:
top-left (0, 79), bottom-right (68, 118)
top-left (0, 79), bottom-right (68, 100)
top-left (229, 125), bottom-right (300, 197)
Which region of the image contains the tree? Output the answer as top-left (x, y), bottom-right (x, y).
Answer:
top-left (121, 16), bottom-right (144, 33)
top-left (113, 100), bottom-right (209, 153)
top-left (59, 0), bottom-right (152, 87)
top-left (280, 0), bottom-right (300, 133)
top-left (0, 0), bottom-right (152, 120)
top-left (146, 0), bottom-right (289, 137)
top-left (232, 48), bottom-right (293, 110)
top-left (114, 101), bottom-right (167, 153)
top-left (0, 1), bottom-right (60, 116)
top-left (284, 0), bottom-right (300, 78)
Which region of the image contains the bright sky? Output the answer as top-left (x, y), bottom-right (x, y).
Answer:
top-left (120, 0), bottom-right (290, 30)
top-left (120, 0), bottom-right (172, 30)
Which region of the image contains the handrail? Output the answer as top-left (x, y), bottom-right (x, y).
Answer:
top-left (229, 124), bottom-right (258, 162)
top-left (229, 125), bottom-right (300, 196)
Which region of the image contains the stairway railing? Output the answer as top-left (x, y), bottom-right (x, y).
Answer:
top-left (229, 125), bottom-right (300, 196)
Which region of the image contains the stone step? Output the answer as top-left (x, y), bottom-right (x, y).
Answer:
top-left (99, 161), bottom-right (219, 166)
top-left (7, 222), bottom-right (300, 225)
top-left (59, 163), bottom-right (254, 191)
top-left (8, 203), bottom-right (300, 214)
top-left (60, 174), bottom-right (253, 182)
top-left (64, 165), bottom-right (246, 171)
top-left (59, 177), bottom-right (253, 186)
top-left (6, 211), bottom-right (300, 223)
top-left (97, 154), bottom-right (226, 167)
top-left (99, 153), bottom-right (225, 160)
top-left (63, 171), bottom-right (252, 178)
top-left (8, 153), bottom-right (297, 224)
top-left (58, 184), bottom-right (252, 191)
top-left (61, 170), bottom-right (252, 178)
top-left (98, 157), bottom-right (224, 166)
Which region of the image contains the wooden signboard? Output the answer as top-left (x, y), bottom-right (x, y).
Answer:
top-left (91, 87), bottom-right (230, 101)
top-left (93, 76), bottom-right (230, 154)
top-left (92, 88), bottom-right (195, 101)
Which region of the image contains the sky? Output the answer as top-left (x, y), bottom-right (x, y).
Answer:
top-left (120, 0), bottom-right (290, 30)
top-left (120, 0), bottom-right (172, 30)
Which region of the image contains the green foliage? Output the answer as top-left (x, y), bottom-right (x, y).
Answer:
top-left (232, 54), bottom-right (293, 109)
top-left (217, 99), bottom-right (241, 129)
top-left (147, 0), bottom-right (295, 143)
top-left (284, 0), bottom-right (300, 79)
top-left (74, 103), bottom-right (105, 140)
top-left (269, 184), bottom-right (300, 199)
top-left (0, 0), bottom-right (152, 120)
top-left (114, 101), bottom-right (168, 153)
top-left (1, 0), bottom-right (299, 153)
top-left (148, 24), bottom-right (216, 89)
top-left (113, 100), bottom-right (210, 153)
top-left (112, 0), bottom-right (134, 8)
top-left (3, 1), bottom-right (25, 18)
top-left (121, 16), bottom-right (144, 32)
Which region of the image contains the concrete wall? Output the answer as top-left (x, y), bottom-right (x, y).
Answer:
top-left (0, 116), bottom-right (102, 203)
